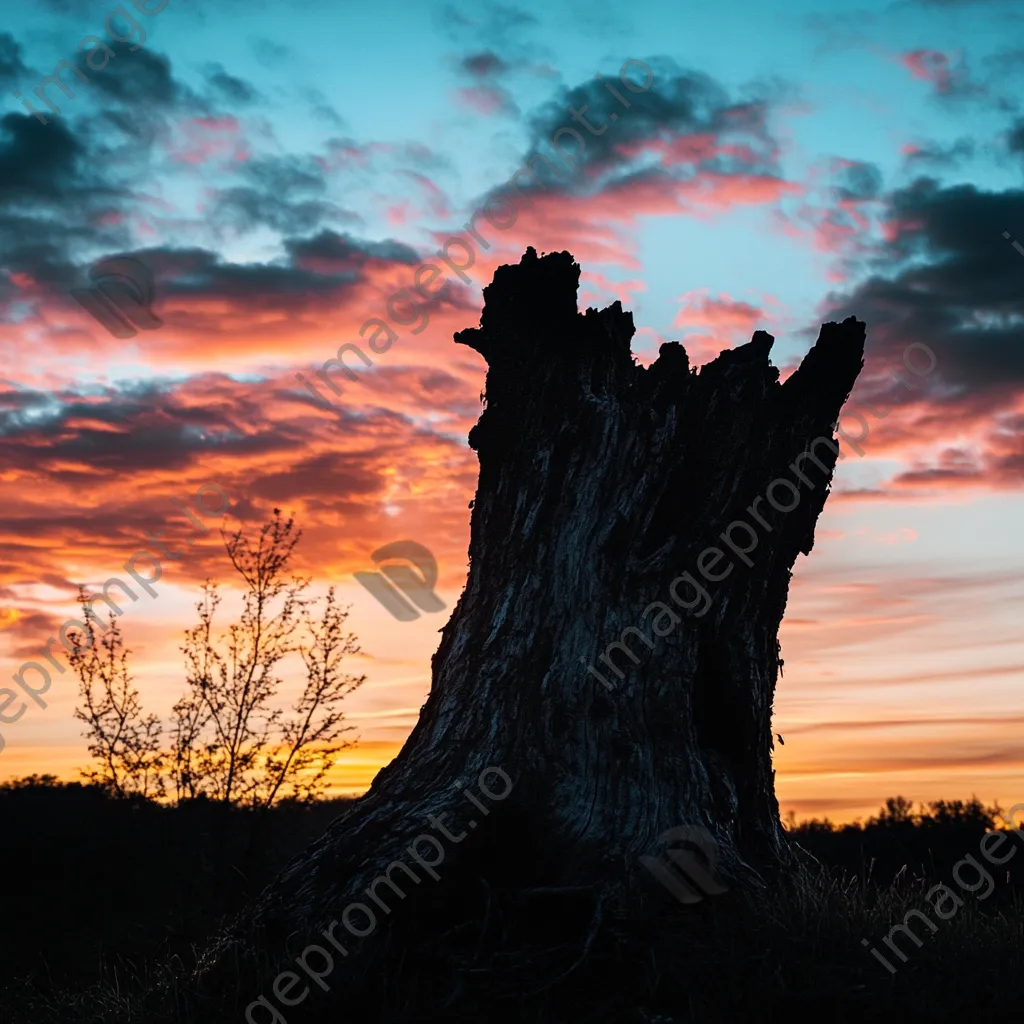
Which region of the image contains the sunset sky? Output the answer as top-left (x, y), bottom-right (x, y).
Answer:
top-left (1, 0), bottom-right (1022, 823)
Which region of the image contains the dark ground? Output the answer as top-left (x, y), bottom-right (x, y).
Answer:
top-left (1, 778), bottom-right (1022, 1024)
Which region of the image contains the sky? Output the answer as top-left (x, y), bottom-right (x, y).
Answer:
top-left (0, 0), bottom-right (1022, 823)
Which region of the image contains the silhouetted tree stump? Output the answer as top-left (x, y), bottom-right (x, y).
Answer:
top-left (195, 247), bottom-right (864, 1018)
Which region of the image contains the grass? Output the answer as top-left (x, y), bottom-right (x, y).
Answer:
top-left (2, 783), bottom-right (1021, 1023)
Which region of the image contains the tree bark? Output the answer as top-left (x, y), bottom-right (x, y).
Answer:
top-left (194, 247), bottom-right (864, 1015)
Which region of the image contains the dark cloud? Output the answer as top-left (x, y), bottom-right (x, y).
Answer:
top-left (0, 378), bottom-right (300, 482)
top-left (0, 219), bottom-right (437, 349)
top-left (0, 37), bottom-right (441, 330)
top-left (138, 243), bottom-right (361, 304)
top-left (438, 3), bottom-right (538, 43)
top-left (87, 106), bottom-right (163, 151)
top-left (249, 451), bottom-right (382, 503)
top-left (1008, 118), bottom-right (1024, 155)
top-left (284, 230), bottom-right (421, 271)
top-left (503, 56), bottom-right (783, 198)
top-left (0, 33), bottom-right (32, 91)
top-left (304, 89), bottom-right (346, 129)
top-left (0, 112), bottom-right (84, 200)
top-left (819, 175), bottom-right (1024, 482)
top-left (202, 63), bottom-right (261, 105)
top-left (12, 31), bottom-right (262, 139)
top-left (1, 31), bottom-right (243, 168)
top-left (238, 153), bottom-right (328, 195)
top-left (5, 36), bottom-right (197, 143)
top-left (212, 188), bottom-right (357, 234)
top-left (211, 154), bottom-right (359, 234)
top-left (0, 33), bottom-right (401, 323)
top-left (981, 48), bottom-right (1024, 76)
top-left (455, 49), bottom-right (519, 114)
top-left (833, 161), bottom-right (883, 202)
top-left (901, 47), bottom-right (1023, 116)
top-left (0, 112), bottom-right (137, 300)
top-left (250, 37), bottom-right (292, 68)
top-left (460, 51), bottom-right (510, 78)
top-left (906, 49), bottom-right (992, 105)
top-left (44, 231), bottom-right (427, 329)
top-left (902, 137), bottom-right (975, 171)
top-left (85, 45), bottom-right (189, 109)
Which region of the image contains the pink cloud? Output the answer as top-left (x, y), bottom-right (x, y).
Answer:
top-left (453, 86), bottom-right (516, 117)
top-left (169, 116), bottom-right (249, 166)
top-left (900, 49), bottom-right (954, 93)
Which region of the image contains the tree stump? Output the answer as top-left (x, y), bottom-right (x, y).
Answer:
top-left (195, 247), bottom-right (864, 1019)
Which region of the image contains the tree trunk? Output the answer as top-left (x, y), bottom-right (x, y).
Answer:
top-left (194, 247), bottom-right (864, 1017)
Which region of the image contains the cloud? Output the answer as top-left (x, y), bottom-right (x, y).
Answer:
top-left (825, 176), bottom-right (1024, 387)
top-left (895, 45), bottom-right (1023, 114)
top-left (250, 37), bottom-right (293, 68)
top-left (428, 58), bottom-right (799, 281)
top-left (0, 33), bottom-right (32, 91)
top-left (796, 168), bottom-right (1024, 493)
top-left (1008, 117), bottom-right (1024, 156)
top-left (832, 160), bottom-right (883, 202)
top-left (210, 154), bottom-right (359, 234)
top-left (767, 157), bottom-right (887, 273)
top-left (900, 138), bottom-right (976, 171)
top-left (0, 363), bottom-right (484, 612)
top-left (436, 2), bottom-right (539, 52)
top-left (981, 47), bottom-right (1024, 77)
top-left (202, 63), bottom-right (261, 106)
top-left (453, 48), bottom-right (520, 116)
top-left (517, 57), bottom-right (784, 191)
top-left (85, 45), bottom-right (191, 109)
top-left (0, 111), bottom-right (85, 202)
top-left (898, 48), bottom-right (992, 104)
top-left (454, 85), bottom-right (519, 117)
top-left (459, 51), bottom-right (511, 78)
top-left (0, 112), bottom-right (143, 306)
top-left (316, 137), bottom-right (448, 175)
top-left (283, 229), bottom-right (419, 270)
top-left (0, 31), bottom-right (310, 313)
top-left (669, 290), bottom-right (777, 365)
